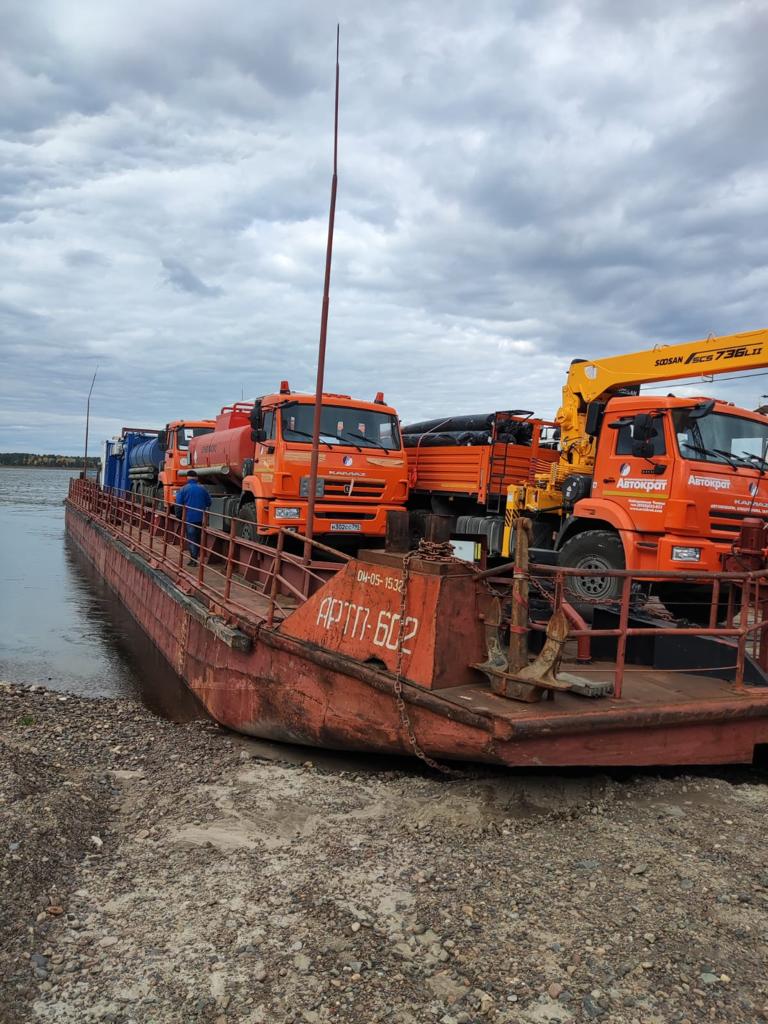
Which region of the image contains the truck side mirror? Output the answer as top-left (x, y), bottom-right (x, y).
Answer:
top-left (632, 413), bottom-right (656, 442)
top-left (249, 401), bottom-right (263, 443)
top-left (631, 438), bottom-right (655, 458)
top-left (584, 401), bottom-right (605, 437)
top-left (630, 413), bottom-right (658, 458)
top-left (157, 430), bottom-right (168, 451)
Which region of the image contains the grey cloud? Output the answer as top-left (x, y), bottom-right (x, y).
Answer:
top-left (161, 258), bottom-right (223, 298)
top-left (1, 0), bottom-right (767, 452)
top-left (64, 249), bottom-right (112, 268)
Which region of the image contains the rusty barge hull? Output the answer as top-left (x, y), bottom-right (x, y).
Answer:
top-left (64, 497), bottom-right (768, 768)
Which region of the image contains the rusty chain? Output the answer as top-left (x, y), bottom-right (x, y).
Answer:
top-left (392, 540), bottom-right (465, 775)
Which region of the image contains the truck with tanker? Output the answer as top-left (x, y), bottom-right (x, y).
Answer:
top-left (186, 382), bottom-right (408, 543)
top-left (103, 419), bottom-right (214, 505)
top-left (405, 328), bottom-right (768, 621)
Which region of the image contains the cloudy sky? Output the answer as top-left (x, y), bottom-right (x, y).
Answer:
top-left (1, 0), bottom-right (767, 453)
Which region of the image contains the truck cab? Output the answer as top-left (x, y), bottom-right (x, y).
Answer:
top-left (158, 420), bottom-right (215, 505)
top-left (576, 396), bottom-right (768, 574)
top-left (189, 385), bottom-right (408, 544)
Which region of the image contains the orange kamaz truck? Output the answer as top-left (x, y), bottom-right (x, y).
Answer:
top-left (187, 383), bottom-right (408, 543)
top-left (403, 411), bottom-right (559, 556)
top-left (506, 328), bottom-right (768, 619)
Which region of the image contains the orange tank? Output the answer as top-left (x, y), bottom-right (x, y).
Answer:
top-left (190, 404), bottom-right (255, 483)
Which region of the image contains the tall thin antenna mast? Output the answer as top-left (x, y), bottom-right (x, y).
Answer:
top-left (304, 25), bottom-right (340, 558)
top-left (83, 364), bottom-right (99, 479)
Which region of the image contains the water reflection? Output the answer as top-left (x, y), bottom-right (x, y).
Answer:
top-left (0, 468), bottom-right (205, 722)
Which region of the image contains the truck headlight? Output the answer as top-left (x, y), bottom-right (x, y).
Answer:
top-left (275, 507), bottom-right (301, 520)
top-left (672, 546), bottom-right (701, 562)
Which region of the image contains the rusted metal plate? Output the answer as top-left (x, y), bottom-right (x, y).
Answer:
top-left (279, 556), bottom-right (486, 690)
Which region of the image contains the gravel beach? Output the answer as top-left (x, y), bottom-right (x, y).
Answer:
top-left (2, 682), bottom-right (767, 1024)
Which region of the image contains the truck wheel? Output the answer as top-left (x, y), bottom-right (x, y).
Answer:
top-left (236, 504), bottom-right (257, 541)
top-left (557, 530), bottom-right (625, 619)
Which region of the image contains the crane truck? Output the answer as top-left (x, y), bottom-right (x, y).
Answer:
top-left (504, 328), bottom-right (768, 620)
top-left (187, 383), bottom-right (408, 543)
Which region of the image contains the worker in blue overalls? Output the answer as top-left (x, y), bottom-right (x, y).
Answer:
top-left (175, 470), bottom-right (212, 567)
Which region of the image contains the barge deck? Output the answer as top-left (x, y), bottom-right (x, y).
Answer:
top-left (65, 479), bottom-right (768, 768)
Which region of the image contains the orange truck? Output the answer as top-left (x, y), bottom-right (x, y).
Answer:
top-left (403, 411), bottom-right (559, 556)
top-left (506, 328), bottom-right (768, 619)
top-left (106, 419), bottom-right (215, 505)
top-left (187, 383), bottom-right (408, 542)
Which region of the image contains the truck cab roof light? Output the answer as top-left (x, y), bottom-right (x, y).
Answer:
top-left (375, 391), bottom-right (385, 405)
top-left (280, 380), bottom-right (291, 394)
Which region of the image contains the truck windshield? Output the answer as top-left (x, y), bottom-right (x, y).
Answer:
top-left (281, 404), bottom-right (401, 451)
top-left (177, 427), bottom-right (214, 450)
top-left (673, 410), bottom-right (768, 467)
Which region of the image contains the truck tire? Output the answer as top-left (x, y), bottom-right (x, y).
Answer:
top-left (236, 503), bottom-right (257, 541)
top-left (557, 530), bottom-right (625, 619)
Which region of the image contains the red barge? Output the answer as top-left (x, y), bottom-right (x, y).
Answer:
top-left (65, 478), bottom-right (768, 768)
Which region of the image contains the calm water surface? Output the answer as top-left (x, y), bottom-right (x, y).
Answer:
top-left (0, 468), bottom-right (204, 720)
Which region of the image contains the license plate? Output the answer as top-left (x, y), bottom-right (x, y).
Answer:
top-left (330, 523), bottom-right (362, 532)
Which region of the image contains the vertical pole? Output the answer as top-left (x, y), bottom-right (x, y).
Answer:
top-left (708, 578), bottom-right (720, 629)
top-left (161, 503), bottom-right (170, 563)
top-left (613, 575), bottom-right (632, 700)
top-left (197, 511), bottom-right (208, 585)
top-left (149, 495), bottom-right (158, 550)
top-left (224, 516), bottom-right (237, 601)
top-left (178, 505), bottom-right (187, 569)
top-left (268, 529), bottom-right (286, 627)
top-left (138, 492), bottom-right (146, 545)
top-left (304, 25), bottom-right (340, 562)
top-left (508, 518), bottom-right (532, 673)
top-left (734, 579), bottom-right (751, 692)
top-left (83, 365), bottom-right (98, 479)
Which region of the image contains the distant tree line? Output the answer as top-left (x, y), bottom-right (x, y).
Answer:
top-left (0, 453), bottom-right (100, 468)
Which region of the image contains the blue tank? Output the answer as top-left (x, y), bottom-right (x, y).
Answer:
top-left (127, 437), bottom-right (163, 471)
top-left (102, 431), bottom-right (160, 496)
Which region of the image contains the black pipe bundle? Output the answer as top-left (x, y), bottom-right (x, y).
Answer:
top-left (401, 413), bottom-right (494, 435)
top-left (403, 430), bottom-right (491, 448)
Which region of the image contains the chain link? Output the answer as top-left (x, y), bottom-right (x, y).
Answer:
top-left (392, 541), bottom-right (466, 775)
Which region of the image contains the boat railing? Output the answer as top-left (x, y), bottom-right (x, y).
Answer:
top-left (477, 557), bottom-right (768, 697)
top-left (67, 477), bottom-right (348, 629)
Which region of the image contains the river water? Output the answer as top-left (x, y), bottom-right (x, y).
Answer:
top-left (0, 468), bottom-right (204, 720)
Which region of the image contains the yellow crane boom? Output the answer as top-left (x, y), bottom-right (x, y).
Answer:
top-left (557, 328), bottom-right (768, 460)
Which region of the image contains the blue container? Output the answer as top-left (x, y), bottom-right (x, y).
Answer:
top-left (127, 437), bottom-right (163, 471)
top-left (103, 432), bottom-right (159, 496)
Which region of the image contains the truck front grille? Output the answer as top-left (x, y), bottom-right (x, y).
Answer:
top-left (322, 479), bottom-right (386, 500)
top-left (709, 508), bottom-right (768, 535)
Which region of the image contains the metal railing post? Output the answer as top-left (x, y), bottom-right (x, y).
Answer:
top-left (734, 579), bottom-right (751, 691)
top-left (613, 575), bottom-right (633, 699)
top-left (178, 505), bottom-right (187, 569)
top-left (267, 529), bottom-right (286, 627)
top-left (224, 516), bottom-right (237, 601)
top-left (149, 496), bottom-right (158, 549)
top-left (508, 518), bottom-right (532, 673)
top-left (197, 511), bottom-right (208, 585)
top-left (161, 503), bottom-right (170, 563)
